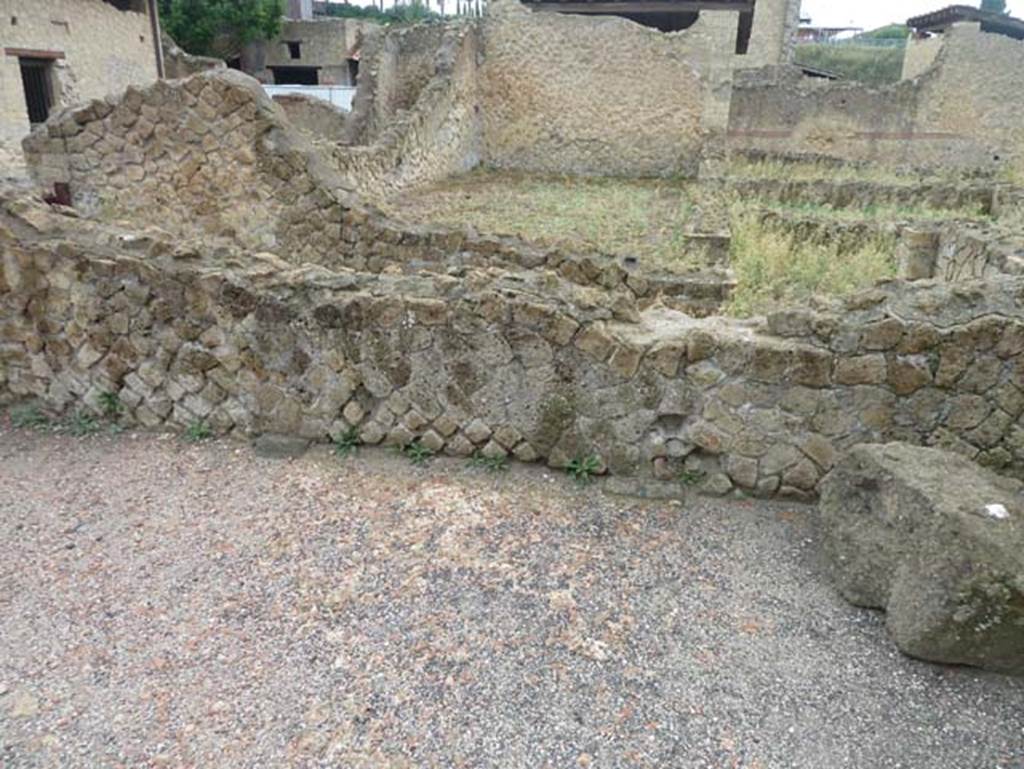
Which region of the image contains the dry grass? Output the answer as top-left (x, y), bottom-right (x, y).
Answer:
top-left (390, 170), bottom-right (978, 315)
top-left (726, 213), bottom-right (897, 318)
top-left (759, 199), bottom-right (989, 223)
top-left (387, 171), bottom-right (704, 269)
top-left (728, 157), bottom-right (915, 185)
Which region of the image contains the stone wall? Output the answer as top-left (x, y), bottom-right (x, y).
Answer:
top-left (901, 33), bottom-right (943, 81)
top-left (162, 35), bottom-right (226, 80)
top-left (479, 0), bottom-right (736, 177)
top-left (728, 24), bottom-right (1024, 177)
top-left (273, 93), bottom-right (349, 143)
top-left (5, 193), bottom-right (1024, 499)
top-left (19, 69), bottom-right (726, 311)
top-left (1, 0), bottom-right (159, 169)
top-left (332, 24), bottom-right (483, 200)
top-left (346, 23), bottom-right (449, 144)
top-left (742, 0), bottom-right (801, 68)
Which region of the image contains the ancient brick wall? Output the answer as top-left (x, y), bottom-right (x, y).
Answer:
top-left (727, 25), bottom-right (1024, 177)
top-left (0, 0), bottom-right (159, 169)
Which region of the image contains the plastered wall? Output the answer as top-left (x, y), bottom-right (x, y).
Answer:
top-left (260, 18), bottom-right (370, 86)
top-left (479, 0), bottom-right (736, 177)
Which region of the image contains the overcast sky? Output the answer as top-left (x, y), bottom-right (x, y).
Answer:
top-left (799, 0), bottom-right (1024, 29)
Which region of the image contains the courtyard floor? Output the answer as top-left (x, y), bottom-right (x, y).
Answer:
top-left (1, 427), bottom-right (1022, 768)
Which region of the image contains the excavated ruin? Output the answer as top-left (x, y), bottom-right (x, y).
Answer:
top-left (4, 58), bottom-right (1024, 502)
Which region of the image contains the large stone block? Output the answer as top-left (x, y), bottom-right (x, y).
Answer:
top-left (820, 442), bottom-right (1024, 675)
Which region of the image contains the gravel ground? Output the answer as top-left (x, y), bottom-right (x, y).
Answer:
top-left (1, 426), bottom-right (1022, 769)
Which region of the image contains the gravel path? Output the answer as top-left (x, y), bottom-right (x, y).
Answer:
top-left (1, 426), bottom-right (1022, 768)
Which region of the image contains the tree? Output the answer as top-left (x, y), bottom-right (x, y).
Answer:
top-left (159, 0), bottom-right (284, 57)
top-left (980, 0), bottom-right (1008, 14)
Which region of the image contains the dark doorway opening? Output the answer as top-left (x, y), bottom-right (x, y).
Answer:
top-left (287, 41), bottom-right (302, 59)
top-left (19, 57), bottom-right (53, 125)
top-left (736, 9), bottom-right (754, 54)
top-left (270, 66), bottom-right (320, 85)
top-left (347, 58), bottom-right (359, 84)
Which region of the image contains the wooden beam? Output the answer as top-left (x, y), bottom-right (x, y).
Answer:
top-left (4, 48), bottom-right (65, 59)
top-left (526, 0), bottom-right (752, 12)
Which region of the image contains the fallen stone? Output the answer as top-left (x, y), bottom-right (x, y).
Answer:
top-left (253, 433), bottom-right (310, 459)
top-left (820, 442), bottom-right (1024, 675)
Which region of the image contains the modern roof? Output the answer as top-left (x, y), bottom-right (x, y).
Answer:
top-left (907, 4), bottom-right (1024, 40)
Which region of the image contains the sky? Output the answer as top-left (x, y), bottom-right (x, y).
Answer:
top-left (799, 0), bottom-right (1024, 29)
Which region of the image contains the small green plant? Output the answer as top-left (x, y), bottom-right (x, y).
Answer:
top-left (566, 455), bottom-right (602, 485)
top-left (402, 439), bottom-right (434, 465)
top-left (185, 420), bottom-right (212, 442)
top-left (469, 450), bottom-right (509, 472)
top-left (66, 410), bottom-right (100, 437)
top-left (680, 468), bottom-right (707, 487)
top-left (10, 405), bottom-right (50, 429)
top-left (332, 427), bottom-right (362, 459)
top-left (99, 391), bottom-right (123, 418)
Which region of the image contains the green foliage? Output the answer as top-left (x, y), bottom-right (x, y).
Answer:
top-left (99, 391), bottom-right (123, 418)
top-left (793, 44), bottom-right (905, 85)
top-left (159, 0), bottom-right (284, 57)
top-left (67, 410), bottom-right (100, 437)
top-left (857, 24), bottom-right (908, 40)
top-left (319, 1), bottom-right (441, 24)
top-left (679, 468), bottom-right (707, 487)
top-left (185, 420), bottom-right (212, 442)
top-left (402, 439), bottom-right (435, 465)
top-left (10, 405), bottom-right (50, 429)
top-left (981, 0), bottom-right (1008, 14)
top-left (332, 427), bottom-right (362, 459)
top-left (566, 455), bottom-right (602, 485)
top-left (469, 450), bottom-right (509, 472)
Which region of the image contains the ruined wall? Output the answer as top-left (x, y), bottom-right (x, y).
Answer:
top-left (20, 69), bottom-right (358, 261)
top-left (915, 24), bottom-right (1024, 176)
top-left (479, 0), bottom-right (736, 177)
top-left (0, 0), bottom-right (159, 168)
top-left (742, 0), bottom-right (801, 68)
top-left (162, 35), bottom-right (226, 80)
top-left (728, 25), bottom-right (1024, 175)
top-left (343, 23), bottom-right (449, 145)
top-left (18, 68), bottom-right (731, 316)
top-left (331, 24), bottom-right (483, 200)
top-left (5, 198), bottom-right (1024, 499)
top-left (273, 93), bottom-right (349, 143)
top-left (901, 34), bottom-right (943, 81)
top-left (11, 36), bottom-right (1024, 500)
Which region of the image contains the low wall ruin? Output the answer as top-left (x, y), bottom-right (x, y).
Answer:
top-left (728, 24), bottom-right (1024, 178)
top-left (5, 191), bottom-right (1024, 499)
top-left (8, 47), bottom-right (1024, 501)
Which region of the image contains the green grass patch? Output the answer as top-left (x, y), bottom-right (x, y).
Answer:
top-left (793, 44), bottom-right (905, 86)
